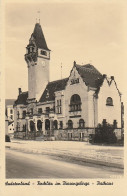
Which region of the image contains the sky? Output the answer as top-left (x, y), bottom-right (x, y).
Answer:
top-left (4, 0), bottom-right (127, 100)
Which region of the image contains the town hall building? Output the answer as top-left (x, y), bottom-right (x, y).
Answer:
top-left (14, 22), bottom-right (123, 141)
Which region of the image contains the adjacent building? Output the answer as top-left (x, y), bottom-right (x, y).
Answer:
top-left (5, 99), bottom-right (15, 137)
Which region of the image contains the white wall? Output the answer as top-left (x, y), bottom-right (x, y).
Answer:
top-left (97, 78), bottom-right (121, 127)
top-left (64, 67), bottom-right (89, 128)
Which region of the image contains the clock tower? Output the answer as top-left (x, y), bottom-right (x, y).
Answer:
top-left (25, 23), bottom-right (50, 101)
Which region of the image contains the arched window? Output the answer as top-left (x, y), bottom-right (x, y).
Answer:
top-left (79, 119), bottom-right (85, 128)
top-left (106, 97), bottom-right (113, 106)
top-left (70, 94), bottom-right (81, 112)
top-left (68, 120), bottom-right (73, 129)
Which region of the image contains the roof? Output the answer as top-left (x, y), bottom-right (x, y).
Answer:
top-left (32, 23), bottom-right (50, 50)
top-left (14, 91), bottom-right (28, 105)
top-left (39, 78), bottom-right (68, 102)
top-left (75, 63), bottom-right (103, 88)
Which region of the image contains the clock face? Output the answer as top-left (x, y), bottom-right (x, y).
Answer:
top-left (41, 60), bottom-right (45, 67)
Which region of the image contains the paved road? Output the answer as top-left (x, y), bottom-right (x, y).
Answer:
top-left (6, 149), bottom-right (123, 179)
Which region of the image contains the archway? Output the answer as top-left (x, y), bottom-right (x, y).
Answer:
top-left (45, 119), bottom-right (50, 130)
top-left (37, 120), bottom-right (42, 131)
top-left (30, 120), bottom-right (35, 132)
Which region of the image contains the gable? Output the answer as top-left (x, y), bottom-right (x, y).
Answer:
top-left (67, 66), bottom-right (82, 86)
top-left (97, 76), bottom-right (121, 100)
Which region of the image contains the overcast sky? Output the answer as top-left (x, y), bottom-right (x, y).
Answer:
top-left (4, 0), bottom-right (127, 100)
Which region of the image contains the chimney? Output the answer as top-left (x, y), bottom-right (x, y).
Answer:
top-left (111, 76), bottom-right (114, 80)
top-left (103, 74), bottom-right (107, 78)
top-left (18, 88), bottom-right (22, 95)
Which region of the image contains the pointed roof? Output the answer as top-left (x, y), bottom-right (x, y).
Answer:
top-left (32, 23), bottom-right (50, 50)
top-left (75, 63), bottom-right (103, 88)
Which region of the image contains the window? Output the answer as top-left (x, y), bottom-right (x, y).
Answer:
top-left (71, 78), bottom-right (79, 85)
top-left (56, 99), bottom-right (62, 114)
top-left (22, 110), bottom-right (26, 119)
top-left (53, 120), bottom-right (58, 129)
top-left (79, 119), bottom-right (85, 128)
top-left (30, 108), bottom-right (33, 115)
top-left (10, 109), bottom-right (13, 114)
top-left (10, 115), bottom-right (13, 120)
top-left (38, 108), bottom-right (42, 114)
top-left (68, 133), bottom-right (72, 139)
top-left (17, 111), bottom-right (20, 119)
top-left (46, 107), bottom-right (50, 113)
top-left (68, 120), bottom-right (73, 129)
top-left (59, 121), bottom-right (63, 129)
top-left (113, 120), bottom-right (117, 128)
top-left (41, 50), bottom-right (47, 56)
top-left (70, 94), bottom-right (81, 112)
top-left (80, 132), bottom-right (84, 139)
top-left (23, 124), bottom-right (26, 131)
top-left (106, 97), bottom-right (113, 106)
top-left (16, 122), bottom-right (20, 131)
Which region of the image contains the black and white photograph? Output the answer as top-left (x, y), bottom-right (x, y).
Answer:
top-left (1, 0), bottom-right (127, 195)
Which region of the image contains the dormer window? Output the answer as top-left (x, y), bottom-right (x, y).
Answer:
top-left (106, 97), bottom-right (113, 106)
top-left (41, 50), bottom-right (47, 56)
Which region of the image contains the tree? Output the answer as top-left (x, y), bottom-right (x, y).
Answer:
top-left (93, 120), bottom-right (117, 144)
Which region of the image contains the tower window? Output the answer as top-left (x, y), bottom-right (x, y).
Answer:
top-left (41, 50), bottom-right (47, 56)
top-left (106, 97), bottom-right (113, 106)
top-left (10, 109), bottom-right (13, 114)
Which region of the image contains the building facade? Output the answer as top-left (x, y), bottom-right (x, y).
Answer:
top-left (14, 22), bottom-right (123, 141)
top-left (5, 99), bottom-right (15, 137)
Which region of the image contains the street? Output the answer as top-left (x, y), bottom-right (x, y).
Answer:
top-left (6, 149), bottom-right (123, 178)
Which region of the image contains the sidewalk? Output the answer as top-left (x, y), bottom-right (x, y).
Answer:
top-left (6, 139), bottom-right (124, 169)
